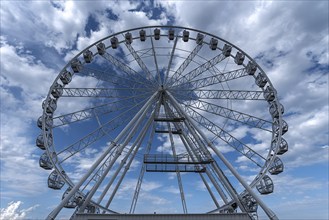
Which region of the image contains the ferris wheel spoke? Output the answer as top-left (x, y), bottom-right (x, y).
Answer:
top-left (170, 67), bottom-right (248, 90)
top-left (57, 101), bottom-right (146, 164)
top-left (183, 106), bottom-right (265, 166)
top-left (59, 88), bottom-right (152, 98)
top-left (123, 42), bottom-right (158, 85)
top-left (52, 95), bottom-right (148, 127)
top-left (164, 36), bottom-right (179, 86)
top-left (172, 89), bottom-right (265, 100)
top-left (184, 100), bottom-right (272, 132)
top-left (102, 52), bottom-right (156, 86)
top-left (149, 33), bottom-right (162, 84)
top-left (171, 53), bottom-right (228, 87)
top-left (166, 42), bottom-right (204, 87)
top-left (80, 65), bottom-right (150, 89)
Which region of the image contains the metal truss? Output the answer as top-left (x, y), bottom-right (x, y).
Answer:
top-left (171, 89), bottom-right (264, 100)
top-left (60, 88), bottom-right (152, 98)
top-left (80, 66), bottom-right (148, 89)
top-left (183, 106), bottom-right (266, 166)
top-left (170, 67), bottom-right (249, 90)
top-left (101, 52), bottom-right (155, 87)
top-left (183, 100), bottom-right (272, 132)
top-left (172, 53), bottom-right (227, 87)
top-left (124, 42), bottom-right (157, 84)
top-left (57, 102), bottom-right (145, 163)
top-left (166, 43), bottom-right (203, 86)
top-left (164, 37), bottom-right (179, 85)
top-left (52, 96), bottom-right (147, 127)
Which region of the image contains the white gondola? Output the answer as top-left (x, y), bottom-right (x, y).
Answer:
top-left (36, 133), bottom-right (52, 150)
top-left (37, 116), bottom-right (42, 129)
top-left (51, 82), bottom-right (63, 99)
top-left (209, 38), bottom-right (218, 50)
top-left (62, 188), bottom-right (82, 208)
top-left (111, 37), bottom-right (118, 49)
top-left (96, 42), bottom-right (106, 55)
top-left (196, 33), bottom-right (204, 45)
top-left (71, 59), bottom-right (82, 73)
top-left (222, 44), bottom-right (232, 57)
top-left (154, 28), bottom-right (160, 40)
top-left (242, 194), bottom-right (258, 213)
top-left (234, 52), bottom-right (245, 65)
top-left (278, 138), bottom-right (288, 155)
top-left (246, 61), bottom-right (257, 75)
top-left (42, 98), bottom-right (57, 114)
top-left (272, 118), bottom-right (288, 135)
top-left (256, 175), bottom-right (274, 194)
top-left (60, 70), bottom-right (72, 85)
top-left (39, 152), bottom-right (53, 170)
top-left (125, 32), bottom-right (132, 44)
top-left (36, 133), bottom-right (46, 150)
top-left (37, 114), bottom-right (53, 130)
top-left (268, 156), bottom-right (284, 175)
top-left (139, 29), bottom-right (146, 41)
top-left (48, 170), bottom-right (65, 190)
top-left (168, 29), bottom-right (175, 40)
top-left (264, 86), bottom-right (275, 102)
top-left (182, 30), bottom-right (189, 42)
top-left (83, 50), bottom-right (93, 63)
top-left (269, 102), bottom-right (284, 118)
top-left (271, 137), bottom-right (288, 155)
top-left (256, 72), bottom-right (268, 88)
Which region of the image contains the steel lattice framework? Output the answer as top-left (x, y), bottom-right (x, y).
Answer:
top-left (36, 26), bottom-right (288, 220)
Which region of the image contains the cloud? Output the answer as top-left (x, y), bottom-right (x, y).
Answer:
top-left (0, 201), bottom-right (39, 220)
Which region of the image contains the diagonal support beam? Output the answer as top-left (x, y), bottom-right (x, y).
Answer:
top-left (184, 100), bottom-right (272, 132)
top-left (166, 91), bottom-right (279, 220)
top-left (124, 42), bottom-right (158, 85)
top-left (170, 68), bottom-right (248, 90)
top-left (183, 106), bottom-right (266, 167)
top-left (171, 53), bottom-right (227, 87)
top-left (166, 43), bottom-right (203, 86)
top-left (164, 103), bottom-right (188, 213)
top-left (60, 88), bottom-right (152, 98)
top-left (171, 89), bottom-right (265, 100)
top-left (52, 96), bottom-right (147, 127)
top-left (101, 52), bottom-right (155, 87)
top-left (80, 66), bottom-right (148, 89)
top-left (47, 92), bottom-right (158, 220)
top-left (164, 36), bottom-right (179, 85)
top-left (57, 100), bottom-right (148, 163)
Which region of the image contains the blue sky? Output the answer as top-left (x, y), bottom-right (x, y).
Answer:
top-left (0, 1), bottom-right (328, 219)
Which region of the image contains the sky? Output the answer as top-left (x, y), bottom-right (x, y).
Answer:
top-left (0, 0), bottom-right (328, 220)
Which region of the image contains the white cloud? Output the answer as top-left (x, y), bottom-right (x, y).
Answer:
top-left (0, 201), bottom-right (39, 220)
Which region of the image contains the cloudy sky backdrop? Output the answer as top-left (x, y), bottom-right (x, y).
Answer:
top-left (1, 1), bottom-right (328, 219)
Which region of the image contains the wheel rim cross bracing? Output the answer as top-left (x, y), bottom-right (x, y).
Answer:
top-left (37, 26), bottom-right (288, 220)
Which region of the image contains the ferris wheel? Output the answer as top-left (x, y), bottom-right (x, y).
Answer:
top-left (37, 26), bottom-right (288, 220)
